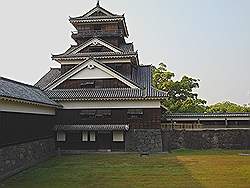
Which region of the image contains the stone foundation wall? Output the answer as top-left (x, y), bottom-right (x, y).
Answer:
top-left (125, 129), bottom-right (162, 152)
top-left (162, 129), bottom-right (250, 151)
top-left (0, 138), bottom-right (56, 181)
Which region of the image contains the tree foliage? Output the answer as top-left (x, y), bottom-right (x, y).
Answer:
top-left (153, 63), bottom-right (207, 113)
top-left (207, 101), bottom-right (250, 113)
top-left (153, 63), bottom-right (250, 113)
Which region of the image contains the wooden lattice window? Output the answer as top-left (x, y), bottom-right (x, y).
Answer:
top-left (127, 109), bottom-right (143, 119)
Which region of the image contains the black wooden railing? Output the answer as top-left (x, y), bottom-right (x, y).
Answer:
top-left (72, 29), bottom-right (124, 37)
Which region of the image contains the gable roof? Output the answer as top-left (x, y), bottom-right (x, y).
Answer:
top-left (45, 58), bottom-right (142, 90)
top-left (43, 64), bottom-right (167, 101)
top-left (70, 38), bottom-right (123, 54)
top-left (52, 39), bottom-right (135, 60)
top-left (35, 64), bottom-right (166, 96)
top-left (72, 3), bottom-right (117, 19)
top-left (120, 43), bottom-right (134, 53)
top-left (35, 68), bottom-right (61, 89)
top-left (0, 77), bottom-right (60, 107)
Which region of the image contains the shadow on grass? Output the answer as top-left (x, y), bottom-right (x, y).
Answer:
top-left (1, 154), bottom-right (203, 188)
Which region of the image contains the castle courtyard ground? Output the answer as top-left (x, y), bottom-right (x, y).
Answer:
top-left (1, 149), bottom-right (250, 188)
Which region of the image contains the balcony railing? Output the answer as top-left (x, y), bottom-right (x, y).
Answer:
top-left (72, 29), bottom-right (124, 38)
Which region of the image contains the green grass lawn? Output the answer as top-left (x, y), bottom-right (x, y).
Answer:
top-left (1, 150), bottom-right (250, 188)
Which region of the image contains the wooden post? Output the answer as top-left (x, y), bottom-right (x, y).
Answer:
top-left (225, 118), bottom-right (228, 128)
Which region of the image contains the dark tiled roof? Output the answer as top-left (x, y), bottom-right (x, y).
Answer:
top-left (161, 113), bottom-right (250, 122)
top-left (164, 113), bottom-right (250, 118)
top-left (52, 52), bottom-right (137, 60)
top-left (46, 88), bottom-right (144, 100)
top-left (45, 58), bottom-right (143, 90)
top-left (62, 45), bottom-right (79, 56)
top-left (148, 87), bottom-right (168, 98)
top-left (120, 43), bottom-right (134, 53)
top-left (35, 64), bottom-right (146, 92)
top-left (35, 68), bottom-right (61, 90)
top-left (54, 124), bottom-right (129, 131)
top-left (45, 87), bottom-right (166, 101)
top-left (70, 16), bottom-right (125, 23)
top-left (70, 5), bottom-right (118, 20)
top-left (132, 66), bottom-right (151, 88)
top-left (52, 38), bottom-right (136, 59)
top-left (36, 60), bottom-right (167, 100)
top-left (0, 77), bottom-right (59, 107)
top-left (131, 65), bottom-right (167, 97)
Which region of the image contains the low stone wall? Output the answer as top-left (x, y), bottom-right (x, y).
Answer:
top-left (0, 138), bottom-right (56, 181)
top-left (162, 129), bottom-right (250, 151)
top-left (125, 129), bottom-right (162, 152)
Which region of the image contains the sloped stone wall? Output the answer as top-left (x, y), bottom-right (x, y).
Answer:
top-left (0, 138), bottom-right (55, 181)
top-left (162, 129), bottom-right (250, 151)
top-left (125, 129), bottom-right (162, 152)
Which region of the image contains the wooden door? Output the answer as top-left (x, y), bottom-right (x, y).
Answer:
top-left (97, 131), bottom-right (111, 150)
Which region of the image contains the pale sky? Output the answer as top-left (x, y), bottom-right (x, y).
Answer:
top-left (0, 0), bottom-right (249, 105)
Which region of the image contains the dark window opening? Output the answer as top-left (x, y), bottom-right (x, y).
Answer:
top-left (81, 81), bottom-right (95, 89)
top-left (127, 109), bottom-right (143, 119)
top-left (80, 110), bottom-right (96, 119)
top-left (94, 25), bottom-right (102, 31)
top-left (96, 110), bottom-right (112, 119)
top-left (80, 110), bottom-right (112, 120)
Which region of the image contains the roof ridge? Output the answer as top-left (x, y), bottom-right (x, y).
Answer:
top-left (79, 37), bottom-right (124, 53)
top-left (0, 77), bottom-right (40, 90)
top-left (167, 112), bottom-right (250, 114)
top-left (50, 67), bottom-right (61, 70)
top-left (69, 4), bottom-right (120, 21)
top-left (46, 88), bottom-right (141, 92)
top-left (52, 51), bottom-right (138, 59)
top-left (72, 15), bottom-right (124, 20)
top-left (139, 65), bottom-right (151, 67)
top-left (53, 38), bottom-right (125, 58)
top-left (122, 42), bottom-right (133, 45)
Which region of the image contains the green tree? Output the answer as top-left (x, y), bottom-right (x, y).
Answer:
top-left (206, 101), bottom-right (250, 113)
top-left (153, 63), bottom-right (207, 113)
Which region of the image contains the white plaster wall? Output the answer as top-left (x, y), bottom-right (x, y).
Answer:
top-left (69, 66), bottom-right (113, 80)
top-left (59, 100), bottom-right (161, 109)
top-left (0, 100), bottom-right (56, 115)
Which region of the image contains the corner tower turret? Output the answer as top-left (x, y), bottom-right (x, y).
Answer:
top-left (70, 3), bottom-right (129, 46)
top-left (52, 3), bottom-right (138, 76)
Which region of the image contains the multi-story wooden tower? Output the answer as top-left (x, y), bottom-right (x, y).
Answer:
top-left (35, 2), bottom-right (166, 152)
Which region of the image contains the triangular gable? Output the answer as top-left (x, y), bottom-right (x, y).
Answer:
top-left (83, 5), bottom-right (115, 18)
top-left (70, 38), bottom-right (123, 54)
top-left (45, 58), bottom-right (140, 90)
top-left (69, 66), bottom-right (113, 80)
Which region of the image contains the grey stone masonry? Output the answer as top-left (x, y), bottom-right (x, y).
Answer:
top-left (125, 129), bottom-right (163, 152)
top-left (0, 138), bottom-right (56, 181)
top-left (162, 129), bottom-right (250, 151)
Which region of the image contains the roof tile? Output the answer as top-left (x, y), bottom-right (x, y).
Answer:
top-left (0, 77), bottom-right (59, 107)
